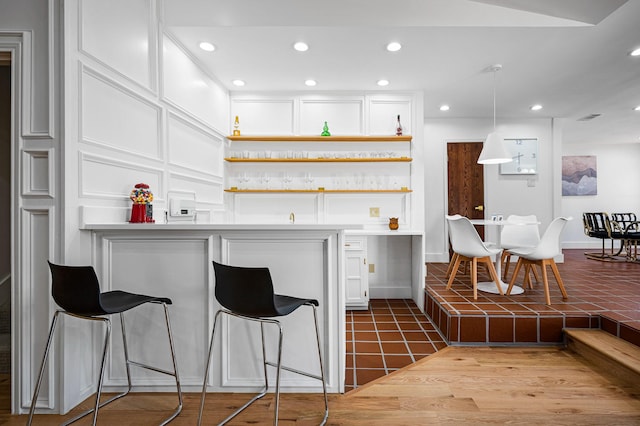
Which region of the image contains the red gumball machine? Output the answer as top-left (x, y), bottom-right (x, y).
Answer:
top-left (129, 183), bottom-right (154, 223)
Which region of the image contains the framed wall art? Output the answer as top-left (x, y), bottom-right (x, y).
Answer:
top-left (562, 155), bottom-right (597, 196)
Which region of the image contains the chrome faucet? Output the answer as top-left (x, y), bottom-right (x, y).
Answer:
top-left (289, 212), bottom-right (295, 224)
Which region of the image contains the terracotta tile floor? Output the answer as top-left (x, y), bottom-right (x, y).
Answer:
top-left (426, 249), bottom-right (640, 346)
top-left (345, 299), bottom-right (447, 391)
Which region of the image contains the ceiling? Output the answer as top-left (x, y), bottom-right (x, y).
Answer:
top-left (163, 0), bottom-right (640, 145)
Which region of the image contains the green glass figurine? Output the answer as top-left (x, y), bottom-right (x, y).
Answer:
top-left (321, 121), bottom-right (331, 136)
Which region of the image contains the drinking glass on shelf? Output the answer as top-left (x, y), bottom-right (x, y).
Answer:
top-left (368, 175), bottom-right (377, 190)
top-left (303, 172), bottom-right (314, 190)
top-left (239, 172), bottom-right (250, 190)
top-left (260, 172), bottom-right (271, 189)
top-left (282, 172), bottom-right (293, 190)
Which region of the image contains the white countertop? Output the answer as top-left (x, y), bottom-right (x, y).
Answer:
top-left (81, 223), bottom-right (425, 236)
top-left (82, 223), bottom-right (366, 231)
top-left (345, 229), bottom-right (423, 236)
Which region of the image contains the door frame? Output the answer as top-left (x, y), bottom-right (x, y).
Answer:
top-left (444, 140), bottom-right (486, 256)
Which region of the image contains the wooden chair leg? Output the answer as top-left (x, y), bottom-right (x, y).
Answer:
top-left (446, 254), bottom-right (464, 290)
top-left (471, 257), bottom-right (478, 300)
top-left (446, 252), bottom-right (458, 278)
top-left (483, 256), bottom-right (503, 295)
top-left (539, 260), bottom-right (551, 305)
top-left (506, 258), bottom-right (524, 295)
top-left (501, 251), bottom-right (511, 280)
top-left (548, 259), bottom-right (568, 300)
top-left (522, 263), bottom-right (530, 289)
top-left (530, 264), bottom-right (540, 282)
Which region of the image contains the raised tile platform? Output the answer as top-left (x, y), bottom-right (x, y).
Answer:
top-left (425, 249), bottom-right (640, 346)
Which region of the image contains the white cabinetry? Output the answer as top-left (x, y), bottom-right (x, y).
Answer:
top-left (344, 236), bottom-right (369, 309)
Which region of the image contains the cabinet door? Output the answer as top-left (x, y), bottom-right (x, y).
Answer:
top-left (345, 238), bottom-right (369, 309)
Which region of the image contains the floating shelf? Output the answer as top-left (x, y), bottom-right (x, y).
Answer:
top-left (225, 188), bottom-right (412, 193)
top-left (224, 157), bottom-right (412, 163)
top-left (227, 135), bottom-right (412, 142)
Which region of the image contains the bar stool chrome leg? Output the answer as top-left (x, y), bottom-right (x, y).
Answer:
top-left (198, 304), bottom-right (328, 425)
top-left (28, 303), bottom-right (182, 425)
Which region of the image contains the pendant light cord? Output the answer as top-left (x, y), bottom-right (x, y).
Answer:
top-left (492, 68), bottom-right (497, 131)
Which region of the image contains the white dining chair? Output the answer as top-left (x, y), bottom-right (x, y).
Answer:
top-left (506, 217), bottom-right (571, 305)
top-left (446, 215), bottom-right (503, 300)
top-left (500, 214), bottom-right (540, 281)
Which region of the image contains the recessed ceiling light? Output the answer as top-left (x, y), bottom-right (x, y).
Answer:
top-left (305, 79), bottom-right (317, 87)
top-left (377, 79), bottom-right (389, 86)
top-left (634, 105), bottom-right (640, 111)
top-left (232, 79), bottom-right (245, 87)
top-left (439, 105), bottom-right (450, 111)
top-left (294, 42), bottom-right (309, 52)
top-left (630, 47), bottom-right (640, 56)
top-left (386, 42), bottom-right (402, 52)
top-left (199, 42), bottom-right (215, 52)
top-left (530, 104), bottom-right (543, 111)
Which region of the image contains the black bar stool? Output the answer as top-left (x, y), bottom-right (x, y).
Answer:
top-left (198, 261), bottom-right (328, 425)
top-left (27, 261), bottom-right (183, 425)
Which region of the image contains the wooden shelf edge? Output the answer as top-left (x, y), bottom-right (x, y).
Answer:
top-left (225, 189), bottom-right (412, 193)
top-left (224, 157), bottom-right (412, 163)
top-left (227, 135), bottom-right (412, 142)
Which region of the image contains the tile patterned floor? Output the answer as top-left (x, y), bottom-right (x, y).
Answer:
top-left (426, 249), bottom-right (640, 346)
top-left (345, 299), bottom-right (447, 391)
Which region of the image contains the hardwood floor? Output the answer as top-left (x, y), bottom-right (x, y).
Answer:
top-left (3, 345), bottom-right (639, 425)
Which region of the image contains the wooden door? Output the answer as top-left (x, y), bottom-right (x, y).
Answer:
top-left (447, 142), bottom-right (485, 239)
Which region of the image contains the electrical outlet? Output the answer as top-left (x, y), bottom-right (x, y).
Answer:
top-left (369, 263), bottom-right (375, 273)
top-left (369, 207), bottom-right (380, 217)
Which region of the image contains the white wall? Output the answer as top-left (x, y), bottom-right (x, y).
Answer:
top-left (66, 0), bottom-right (229, 242)
top-left (562, 142), bottom-right (640, 248)
top-left (58, 0), bottom-right (230, 413)
top-left (424, 118), bottom-right (556, 262)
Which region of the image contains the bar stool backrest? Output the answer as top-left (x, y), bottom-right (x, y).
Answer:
top-left (48, 261), bottom-right (105, 316)
top-left (213, 261), bottom-right (278, 317)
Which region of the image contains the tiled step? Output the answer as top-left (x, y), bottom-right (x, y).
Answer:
top-left (564, 328), bottom-right (640, 386)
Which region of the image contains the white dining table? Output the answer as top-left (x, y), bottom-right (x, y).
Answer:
top-left (469, 219), bottom-right (525, 295)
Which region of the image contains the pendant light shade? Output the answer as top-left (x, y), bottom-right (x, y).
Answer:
top-left (478, 64), bottom-right (513, 165)
top-left (478, 131), bottom-right (511, 164)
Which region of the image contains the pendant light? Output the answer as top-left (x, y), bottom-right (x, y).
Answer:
top-left (477, 64), bottom-right (512, 165)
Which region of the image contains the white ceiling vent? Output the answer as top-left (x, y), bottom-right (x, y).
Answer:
top-left (577, 113), bottom-right (602, 121)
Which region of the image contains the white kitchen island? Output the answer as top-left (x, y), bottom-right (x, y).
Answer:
top-left (82, 223), bottom-right (424, 396)
top-left (84, 223), bottom-right (355, 395)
